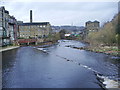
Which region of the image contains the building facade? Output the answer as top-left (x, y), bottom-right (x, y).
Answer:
top-left (18, 10), bottom-right (51, 41)
top-left (85, 20), bottom-right (100, 35)
top-left (0, 6), bottom-right (18, 46)
top-left (18, 22), bottom-right (51, 39)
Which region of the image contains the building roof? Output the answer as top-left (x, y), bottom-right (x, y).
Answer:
top-left (0, 6), bottom-right (9, 14)
top-left (86, 20), bottom-right (99, 23)
top-left (19, 22), bottom-right (50, 26)
top-left (86, 21), bottom-right (92, 24)
top-left (94, 20), bottom-right (99, 23)
top-left (5, 10), bottom-right (9, 14)
top-left (0, 6), bottom-right (5, 11)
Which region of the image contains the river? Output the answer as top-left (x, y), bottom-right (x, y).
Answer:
top-left (2, 40), bottom-right (120, 88)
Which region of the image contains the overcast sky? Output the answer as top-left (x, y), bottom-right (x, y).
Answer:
top-left (0, 0), bottom-right (119, 26)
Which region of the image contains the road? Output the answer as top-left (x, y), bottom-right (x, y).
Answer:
top-left (2, 40), bottom-right (119, 88)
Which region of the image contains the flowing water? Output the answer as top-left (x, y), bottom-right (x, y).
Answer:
top-left (2, 40), bottom-right (120, 88)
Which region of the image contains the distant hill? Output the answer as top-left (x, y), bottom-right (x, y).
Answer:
top-left (51, 25), bottom-right (85, 32)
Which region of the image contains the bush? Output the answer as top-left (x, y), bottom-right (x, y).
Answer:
top-left (86, 13), bottom-right (119, 46)
top-left (44, 33), bottom-right (60, 42)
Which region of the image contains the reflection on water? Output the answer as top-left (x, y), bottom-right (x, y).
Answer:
top-left (2, 40), bottom-right (119, 88)
top-left (2, 49), bottom-right (19, 72)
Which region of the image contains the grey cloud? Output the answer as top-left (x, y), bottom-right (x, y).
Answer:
top-left (1, 2), bottom-right (118, 26)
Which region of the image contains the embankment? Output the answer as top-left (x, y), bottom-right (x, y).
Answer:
top-left (0, 46), bottom-right (20, 52)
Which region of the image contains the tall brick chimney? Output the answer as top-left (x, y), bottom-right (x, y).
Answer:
top-left (30, 10), bottom-right (32, 23)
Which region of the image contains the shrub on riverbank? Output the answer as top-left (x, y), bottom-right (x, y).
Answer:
top-left (44, 33), bottom-right (60, 42)
top-left (84, 13), bottom-right (120, 56)
top-left (86, 14), bottom-right (119, 46)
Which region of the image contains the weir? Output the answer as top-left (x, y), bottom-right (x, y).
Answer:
top-left (35, 43), bottom-right (119, 89)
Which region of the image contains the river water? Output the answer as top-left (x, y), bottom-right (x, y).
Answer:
top-left (2, 40), bottom-right (120, 88)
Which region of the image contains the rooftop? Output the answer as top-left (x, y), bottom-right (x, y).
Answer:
top-left (0, 6), bottom-right (5, 10)
top-left (19, 22), bottom-right (50, 26)
top-left (86, 20), bottom-right (99, 23)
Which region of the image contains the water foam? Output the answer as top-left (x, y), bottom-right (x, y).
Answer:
top-left (37, 48), bottom-right (47, 52)
top-left (96, 73), bottom-right (119, 88)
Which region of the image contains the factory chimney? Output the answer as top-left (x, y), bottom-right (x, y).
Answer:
top-left (30, 10), bottom-right (32, 23)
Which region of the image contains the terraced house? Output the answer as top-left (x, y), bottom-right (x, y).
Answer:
top-left (0, 6), bottom-right (19, 46)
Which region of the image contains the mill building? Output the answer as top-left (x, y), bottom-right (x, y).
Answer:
top-left (18, 10), bottom-right (51, 40)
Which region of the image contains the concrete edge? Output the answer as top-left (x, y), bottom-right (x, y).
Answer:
top-left (0, 46), bottom-right (20, 52)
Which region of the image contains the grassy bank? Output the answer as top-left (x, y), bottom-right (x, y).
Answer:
top-left (66, 44), bottom-right (119, 57)
top-left (85, 45), bottom-right (119, 56)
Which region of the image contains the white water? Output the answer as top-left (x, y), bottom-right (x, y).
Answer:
top-left (37, 48), bottom-right (47, 52)
top-left (97, 74), bottom-right (119, 88)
